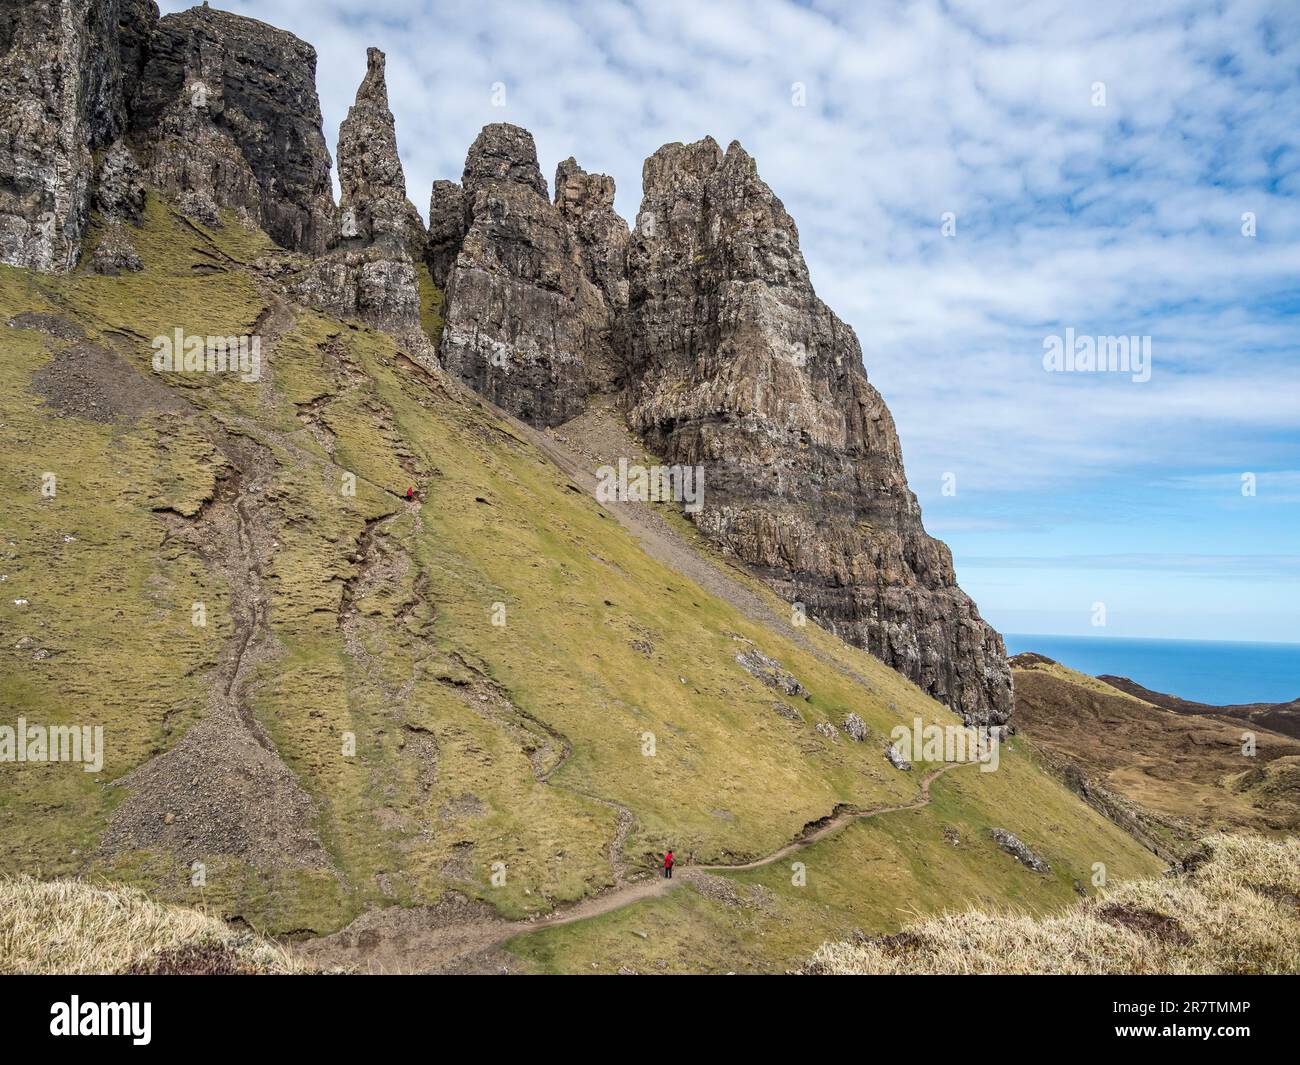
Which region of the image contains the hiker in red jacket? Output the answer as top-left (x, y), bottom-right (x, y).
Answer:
top-left (405, 486), bottom-right (414, 502)
top-left (663, 850), bottom-right (674, 879)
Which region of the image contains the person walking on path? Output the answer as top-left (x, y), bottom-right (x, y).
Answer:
top-left (663, 849), bottom-right (674, 879)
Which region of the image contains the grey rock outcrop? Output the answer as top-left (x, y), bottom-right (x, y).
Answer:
top-left (990, 828), bottom-right (1051, 874)
top-left (735, 647), bottom-right (809, 699)
top-left (624, 137), bottom-right (1012, 726)
top-left (554, 156), bottom-right (629, 317)
top-left (294, 48), bottom-right (423, 335)
top-left (129, 5), bottom-right (335, 252)
top-left (95, 139), bottom-right (147, 222)
top-left (436, 123), bottom-right (622, 427)
top-left (843, 713), bottom-right (868, 742)
top-left (91, 138), bottom-right (146, 274)
top-left (885, 743), bottom-right (913, 771)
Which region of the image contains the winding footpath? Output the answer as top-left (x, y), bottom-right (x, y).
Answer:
top-left (296, 761), bottom-right (973, 972)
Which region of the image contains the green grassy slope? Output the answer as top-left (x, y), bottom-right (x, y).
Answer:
top-left (507, 737), bottom-right (1162, 973)
top-left (0, 200), bottom-right (1162, 966)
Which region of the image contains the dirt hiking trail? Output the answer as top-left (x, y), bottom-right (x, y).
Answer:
top-left (295, 755), bottom-right (970, 973)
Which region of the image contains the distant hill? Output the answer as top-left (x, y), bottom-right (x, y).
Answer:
top-left (1097, 674), bottom-right (1300, 741)
top-left (1010, 654), bottom-right (1300, 857)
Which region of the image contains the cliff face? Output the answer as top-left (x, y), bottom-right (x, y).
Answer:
top-left (0, 3), bottom-right (1011, 725)
top-left (435, 124), bottom-right (622, 427)
top-left (0, 0), bottom-right (157, 271)
top-left (0, 2), bottom-right (333, 268)
top-left (554, 156), bottom-right (629, 318)
top-left (623, 138), bottom-right (1012, 725)
top-left (129, 5), bottom-right (335, 253)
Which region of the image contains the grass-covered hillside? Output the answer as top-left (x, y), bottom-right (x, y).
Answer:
top-left (1, 199), bottom-right (1162, 972)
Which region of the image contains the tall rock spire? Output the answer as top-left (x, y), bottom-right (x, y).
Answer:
top-left (625, 137), bottom-right (1013, 725)
top-left (335, 47), bottom-right (425, 256)
top-left (294, 46), bottom-right (425, 337)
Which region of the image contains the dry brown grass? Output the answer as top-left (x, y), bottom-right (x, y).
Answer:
top-left (0, 876), bottom-right (302, 974)
top-left (801, 834), bottom-right (1300, 975)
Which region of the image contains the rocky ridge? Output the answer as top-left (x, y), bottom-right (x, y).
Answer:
top-left (434, 124), bottom-right (624, 426)
top-left (623, 137), bottom-right (1012, 725)
top-left (0, 2), bottom-right (1011, 724)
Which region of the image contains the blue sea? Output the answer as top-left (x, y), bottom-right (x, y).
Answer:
top-left (1003, 634), bottom-right (1300, 706)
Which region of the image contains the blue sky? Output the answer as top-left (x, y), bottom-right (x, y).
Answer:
top-left (161, 1), bottom-right (1300, 642)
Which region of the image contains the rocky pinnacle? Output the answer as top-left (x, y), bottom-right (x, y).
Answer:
top-left (293, 46), bottom-right (425, 333)
top-left (624, 137), bottom-right (1013, 725)
top-left (336, 47), bottom-right (425, 256)
top-left (436, 124), bottom-right (621, 427)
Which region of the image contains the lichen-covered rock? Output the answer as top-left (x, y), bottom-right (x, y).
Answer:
top-left (437, 124), bottom-right (622, 427)
top-left (815, 722), bottom-right (839, 742)
top-left (625, 136), bottom-right (1012, 726)
top-left (90, 223), bottom-right (143, 275)
top-left (461, 122), bottom-right (548, 199)
top-left (95, 139), bottom-right (146, 222)
top-left (843, 713), bottom-right (868, 742)
top-left (294, 48), bottom-right (423, 335)
top-left (554, 157), bottom-right (629, 315)
top-left (735, 647), bottom-right (809, 699)
top-left (90, 136), bottom-right (145, 274)
top-left (0, 0), bottom-right (156, 271)
top-left (990, 828), bottom-right (1051, 874)
top-left (129, 4), bottom-right (335, 253)
top-left (295, 255), bottom-right (421, 334)
top-left (885, 743), bottom-right (913, 771)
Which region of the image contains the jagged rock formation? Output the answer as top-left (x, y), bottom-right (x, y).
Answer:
top-left (293, 47), bottom-right (424, 334)
top-left (624, 137), bottom-right (1011, 725)
top-left (554, 157), bottom-right (629, 317)
top-left (89, 138), bottom-right (147, 274)
top-left (129, 4), bottom-right (335, 252)
top-left (335, 48), bottom-right (424, 256)
top-left (435, 124), bottom-right (622, 427)
top-left (0, 2), bottom-right (1011, 726)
